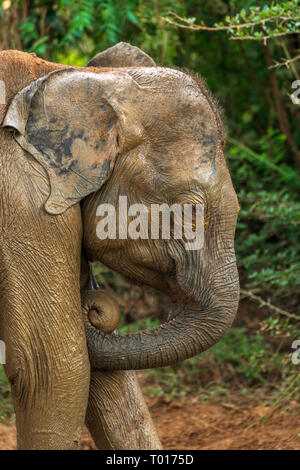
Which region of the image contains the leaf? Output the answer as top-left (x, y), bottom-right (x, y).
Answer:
top-left (126, 10), bottom-right (139, 26)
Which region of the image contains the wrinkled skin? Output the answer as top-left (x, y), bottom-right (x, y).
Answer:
top-left (0, 43), bottom-right (239, 449)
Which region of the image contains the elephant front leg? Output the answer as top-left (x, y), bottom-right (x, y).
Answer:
top-left (0, 209), bottom-right (90, 449)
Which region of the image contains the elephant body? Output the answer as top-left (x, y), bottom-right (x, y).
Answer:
top-left (0, 44), bottom-right (239, 449)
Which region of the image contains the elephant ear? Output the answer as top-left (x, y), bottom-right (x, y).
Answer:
top-left (87, 42), bottom-right (156, 67)
top-left (2, 68), bottom-right (139, 215)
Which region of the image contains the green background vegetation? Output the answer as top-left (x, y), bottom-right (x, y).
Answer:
top-left (0, 0), bottom-right (299, 424)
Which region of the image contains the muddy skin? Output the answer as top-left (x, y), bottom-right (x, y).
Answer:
top-left (0, 128), bottom-right (89, 449)
top-left (0, 42), bottom-right (239, 449)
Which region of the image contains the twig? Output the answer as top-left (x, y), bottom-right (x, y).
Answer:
top-left (240, 289), bottom-right (299, 321)
top-left (230, 31), bottom-right (300, 41)
top-left (277, 41), bottom-right (300, 80)
top-left (269, 54), bottom-right (300, 70)
top-left (222, 403), bottom-right (245, 414)
top-left (269, 373), bottom-right (300, 410)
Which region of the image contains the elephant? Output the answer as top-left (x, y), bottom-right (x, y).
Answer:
top-left (0, 42), bottom-right (239, 449)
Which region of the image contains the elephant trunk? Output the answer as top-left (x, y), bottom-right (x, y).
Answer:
top-left (83, 243), bottom-right (239, 370)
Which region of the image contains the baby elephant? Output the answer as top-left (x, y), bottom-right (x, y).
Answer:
top-left (0, 42), bottom-right (239, 449)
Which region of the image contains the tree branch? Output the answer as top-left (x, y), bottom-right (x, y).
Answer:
top-left (162, 10), bottom-right (300, 33)
top-left (240, 289), bottom-right (299, 320)
top-left (269, 54), bottom-right (300, 70)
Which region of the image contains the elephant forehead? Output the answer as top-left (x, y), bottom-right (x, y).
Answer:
top-left (42, 70), bottom-right (135, 105)
top-left (127, 66), bottom-right (198, 89)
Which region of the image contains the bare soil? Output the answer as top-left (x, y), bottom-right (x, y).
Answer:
top-left (1, 397), bottom-right (299, 450)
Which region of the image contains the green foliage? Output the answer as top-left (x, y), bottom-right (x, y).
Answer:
top-left (215, 0), bottom-right (300, 40)
top-left (228, 133), bottom-right (300, 303)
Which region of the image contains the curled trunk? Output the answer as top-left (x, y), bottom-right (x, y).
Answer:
top-left (83, 247), bottom-right (239, 371)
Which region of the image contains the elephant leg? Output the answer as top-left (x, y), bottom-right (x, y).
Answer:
top-left (0, 220), bottom-right (90, 448)
top-left (85, 370), bottom-right (162, 450)
top-left (0, 141), bottom-right (90, 448)
top-left (0, 223), bottom-right (90, 448)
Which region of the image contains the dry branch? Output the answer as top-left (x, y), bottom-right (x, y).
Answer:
top-left (240, 289), bottom-right (299, 321)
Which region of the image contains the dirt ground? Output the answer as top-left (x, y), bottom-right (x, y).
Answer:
top-left (1, 397), bottom-right (299, 450)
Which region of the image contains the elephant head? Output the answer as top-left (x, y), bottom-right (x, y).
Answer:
top-left (3, 46), bottom-right (239, 371)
